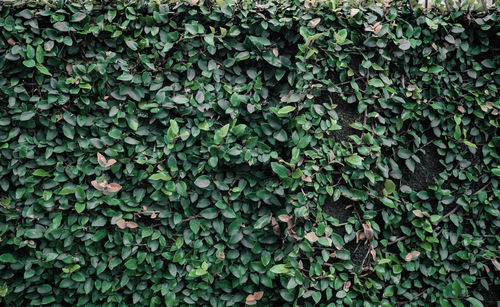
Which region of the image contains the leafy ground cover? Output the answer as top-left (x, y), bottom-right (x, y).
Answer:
top-left (0, 1), bottom-right (499, 306)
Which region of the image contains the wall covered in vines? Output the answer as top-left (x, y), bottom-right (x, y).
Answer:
top-left (0, 1), bottom-right (499, 306)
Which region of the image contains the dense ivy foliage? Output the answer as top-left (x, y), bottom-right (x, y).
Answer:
top-left (0, 1), bottom-right (499, 306)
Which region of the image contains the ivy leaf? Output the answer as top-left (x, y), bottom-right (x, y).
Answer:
top-left (383, 179), bottom-right (396, 195)
top-left (368, 78), bottom-right (384, 88)
top-left (276, 106), bottom-right (296, 116)
top-left (194, 175), bottom-right (211, 188)
top-left (36, 64), bottom-right (52, 76)
top-left (399, 39), bottom-right (411, 50)
top-left (271, 162), bottom-right (289, 178)
top-left (33, 169), bottom-right (51, 177)
top-left (0, 253), bottom-right (17, 263)
top-left (53, 21), bottom-right (70, 32)
top-left (270, 264), bottom-right (289, 274)
top-left (345, 155), bottom-right (362, 167)
top-left (149, 173), bottom-right (172, 181)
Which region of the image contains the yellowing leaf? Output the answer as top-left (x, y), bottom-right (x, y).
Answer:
top-left (97, 152), bottom-right (117, 168)
top-left (116, 219), bottom-right (127, 229)
top-left (126, 221), bottom-right (138, 229)
top-left (309, 18), bottom-right (321, 28)
top-left (304, 232), bottom-right (319, 243)
top-left (405, 251), bottom-right (421, 262)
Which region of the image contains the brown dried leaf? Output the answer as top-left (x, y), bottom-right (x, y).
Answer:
top-left (362, 223), bottom-right (374, 242)
top-left (217, 252), bottom-right (225, 260)
top-left (304, 232), bottom-right (319, 243)
top-left (412, 209), bottom-right (428, 218)
top-left (329, 151), bottom-right (335, 162)
top-left (66, 63), bottom-right (73, 75)
top-left (105, 159), bottom-right (117, 167)
top-left (277, 214), bottom-right (291, 223)
top-left (105, 183), bottom-right (122, 194)
top-left (405, 251), bottom-right (421, 262)
top-left (91, 179), bottom-right (108, 191)
top-left (97, 152), bottom-right (107, 168)
top-left (309, 18), bottom-right (321, 28)
top-left (126, 221), bottom-right (138, 229)
top-left (271, 216), bottom-right (280, 236)
top-left (298, 260), bottom-right (304, 270)
top-left (370, 247), bottom-right (377, 261)
top-left (150, 212), bottom-right (158, 219)
top-left (288, 229), bottom-right (299, 240)
top-left (245, 291), bottom-right (263, 305)
top-left (343, 280), bottom-right (351, 292)
top-left (245, 294), bottom-right (257, 305)
top-left (492, 258), bottom-right (500, 271)
top-left (272, 48), bottom-right (279, 57)
top-left (253, 291), bottom-right (264, 300)
top-left (356, 229), bottom-right (366, 243)
top-left (7, 38), bottom-right (16, 46)
top-left (301, 174), bottom-right (312, 182)
top-left (483, 263), bottom-right (490, 273)
top-left (116, 219), bottom-right (127, 229)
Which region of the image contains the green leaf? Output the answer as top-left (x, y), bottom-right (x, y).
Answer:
top-left (254, 215), bottom-right (270, 229)
top-left (204, 34), bottom-right (215, 46)
top-left (22, 59), bottom-right (36, 68)
top-left (194, 175), bottom-right (211, 188)
top-left (335, 29), bottom-right (348, 44)
top-left (124, 259), bottom-right (137, 270)
top-left (383, 179), bottom-right (396, 195)
top-left (167, 120), bottom-right (179, 141)
top-left (75, 203), bottom-right (85, 213)
top-left (71, 12), bottom-right (87, 22)
top-left (125, 40), bottom-right (138, 51)
top-left (127, 117), bottom-right (139, 131)
top-left (397, 149), bottom-right (412, 159)
top-left (277, 106), bottom-right (296, 115)
top-left (249, 35), bottom-right (271, 49)
top-left (368, 78), bottom-right (384, 88)
top-left (270, 264), bottom-right (289, 274)
top-left (36, 64), bottom-right (52, 76)
top-left (20, 111), bottom-right (35, 121)
top-left (62, 124), bottom-right (75, 139)
top-left (399, 39), bottom-right (411, 50)
top-left (466, 297), bottom-right (484, 307)
top-left (149, 173), bottom-right (172, 181)
top-left (75, 186), bottom-right (85, 202)
top-left (25, 227), bottom-right (44, 239)
top-left (214, 124), bottom-right (230, 144)
top-left (0, 253), bottom-right (17, 263)
top-left (58, 187), bottom-right (75, 195)
top-left (271, 162), bottom-right (289, 178)
top-left (200, 208), bottom-right (218, 219)
top-left (345, 155), bottom-right (362, 167)
top-left (35, 45), bottom-right (44, 63)
top-left (53, 21), bottom-right (70, 32)
top-left (33, 169), bottom-right (51, 177)
top-left (330, 233), bottom-right (344, 248)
